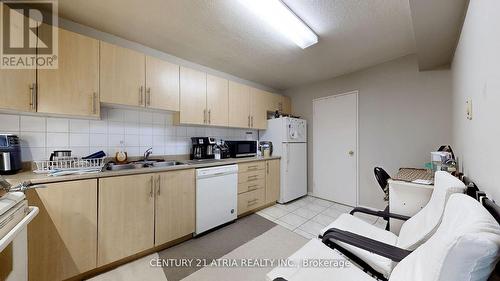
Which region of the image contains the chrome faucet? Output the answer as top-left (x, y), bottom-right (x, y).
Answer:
top-left (143, 147), bottom-right (153, 161)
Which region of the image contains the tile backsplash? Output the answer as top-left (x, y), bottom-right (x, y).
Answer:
top-left (0, 107), bottom-right (258, 161)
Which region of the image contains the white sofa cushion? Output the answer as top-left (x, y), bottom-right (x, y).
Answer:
top-left (320, 213), bottom-right (398, 277)
top-left (396, 171), bottom-right (466, 250)
top-left (266, 239), bottom-right (375, 281)
top-left (389, 194), bottom-right (500, 281)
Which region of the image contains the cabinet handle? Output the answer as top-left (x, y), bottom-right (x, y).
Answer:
top-left (247, 199), bottom-right (259, 207)
top-left (248, 184), bottom-right (259, 191)
top-left (267, 162), bottom-right (269, 174)
top-left (139, 86), bottom-right (144, 105)
top-left (29, 83), bottom-right (36, 110)
top-left (146, 87), bottom-right (151, 106)
top-left (248, 115), bottom-right (251, 127)
top-left (203, 109), bottom-right (207, 124)
top-left (150, 176), bottom-right (154, 198)
top-left (156, 175), bottom-right (161, 196)
top-left (251, 116), bottom-right (254, 127)
top-left (92, 92), bottom-right (98, 114)
top-left (248, 175), bottom-right (259, 182)
top-left (208, 109), bottom-right (211, 124)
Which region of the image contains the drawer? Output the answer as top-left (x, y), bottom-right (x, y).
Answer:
top-left (238, 188), bottom-right (265, 215)
top-left (238, 178), bottom-right (265, 194)
top-left (238, 161), bottom-right (265, 173)
top-left (238, 170), bottom-right (265, 184)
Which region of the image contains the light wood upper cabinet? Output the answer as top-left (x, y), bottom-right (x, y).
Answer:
top-left (206, 74), bottom-right (228, 126)
top-left (228, 81), bottom-right (250, 128)
top-left (100, 41), bottom-right (145, 107)
top-left (145, 56), bottom-right (179, 111)
top-left (282, 96), bottom-right (292, 114)
top-left (250, 87), bottom-right (268, 129)
top-left (37, 28), bottom-right (99, 117)
top-left (0, 69), bottom-right (36, 112)
top-left (27, 179), bottom-right (97, 281)
top-left (155, 169), bottom-right (195, 246)
top-left (98, 174), bottom-right (155, 266)
top-left (179, 67), bottom-right (207, 125)
top-left (265, 159), bottom-right (280, 204)
top-left (267, 93), bottom-right (283, 113)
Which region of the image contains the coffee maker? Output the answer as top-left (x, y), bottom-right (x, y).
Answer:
top-left (191, 137), bottom-right (216, 160)
top-left (0, 134), bottom-right (22, 175)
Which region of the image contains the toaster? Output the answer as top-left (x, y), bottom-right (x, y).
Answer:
top-left (0, 134), bottom-right (22, 175)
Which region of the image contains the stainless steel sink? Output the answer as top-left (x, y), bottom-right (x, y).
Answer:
top-left (106, 160), bottom-right (186, 171)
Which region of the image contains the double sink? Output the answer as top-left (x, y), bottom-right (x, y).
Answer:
top-left (106, 159), bottom-right (187, 171)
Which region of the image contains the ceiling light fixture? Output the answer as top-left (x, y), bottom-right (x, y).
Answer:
top-left (239, 0), bottom-right (318, 49)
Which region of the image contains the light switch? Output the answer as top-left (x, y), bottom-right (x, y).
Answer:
top-left (466, 97), bottom-right (472, 120)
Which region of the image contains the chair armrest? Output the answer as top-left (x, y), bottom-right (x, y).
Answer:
top-left (321, 228), bottom-right (412, 262)
top-left (349, 207), bottom-right (411, 221)
top-left (273, 278), bottom-right (288, 281)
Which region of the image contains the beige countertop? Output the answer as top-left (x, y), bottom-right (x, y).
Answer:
top-left (4, 156), bottom-right (281, 186)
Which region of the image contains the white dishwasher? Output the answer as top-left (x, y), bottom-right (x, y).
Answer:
top-left (195, 164), bottom-right (238, 235)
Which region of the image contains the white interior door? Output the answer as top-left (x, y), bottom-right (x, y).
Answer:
top-left (313, 91), bottom-right (358, 206)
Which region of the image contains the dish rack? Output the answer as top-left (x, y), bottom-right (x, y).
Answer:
top-left (33, 157), bottom-right (106, 174)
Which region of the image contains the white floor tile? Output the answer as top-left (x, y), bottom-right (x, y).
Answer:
top-left (321, 206), bottom-right (345, 218)
top-left (311, 197), bottom-right (334, 207)
top-left (275, 220), bottom-right (296, 231)
top-left (274, 202), bottom-right (301, 212)
top-left (301, 196), bottom-right (316, 204)
top-left (260, 206), bottom-right (289, 219)
top-left (278, 213), bottom-right (309, 228)
top-left (304, 202), bottom-right (328, 213)
top-left (298, 220), bottom-right (325, 236)
top-left (311, 213), bottom-right (336, 226)
top-left (292, 207), bottom-right (320, 219)
top-left (293, 229), bottom-right (316, 239)
top-left (330, 203), bottom-right (354, 213)
top-left (256, 212), bottom-right (277, 222)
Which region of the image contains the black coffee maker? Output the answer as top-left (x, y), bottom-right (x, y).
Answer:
top-left (191, 137), bottom-right (216, 160)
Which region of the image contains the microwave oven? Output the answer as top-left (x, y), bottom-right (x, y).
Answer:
top-left (224, 140), bottom-right (257, 158)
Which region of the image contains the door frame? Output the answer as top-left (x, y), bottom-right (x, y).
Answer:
top-left (312, 90), bottom-right (359, 206)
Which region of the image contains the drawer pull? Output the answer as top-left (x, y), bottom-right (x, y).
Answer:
top-left (247, 184), bottom-right (259, 191)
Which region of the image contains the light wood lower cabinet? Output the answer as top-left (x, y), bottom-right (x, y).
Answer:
top-left (98, 174), bottom-right (155, 266)
top-left (155, 169), bottom-right (195, 246)
top-left (27, 179), bottom-right (97, 281)
top-left (265, 159), bottom-right (280, 204)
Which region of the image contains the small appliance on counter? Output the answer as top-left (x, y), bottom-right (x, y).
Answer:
top-left (258, 141), bottom-right (273, 157)
top-left (0, 134), bottom-right (22, 175)
top-left (224, 140), bottom-right (257, 158)
top-left (49, 150), bottom-right (72, 161)
top-left (218, 141), bottom-right (231, 159)
top-left (191, 137), bottom-right (217, 160)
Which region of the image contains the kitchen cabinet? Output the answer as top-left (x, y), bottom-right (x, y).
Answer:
top-left (206, 74), bottom-right (229, 126)
top-left (250, 87), bottom-right (268, 129)
top-left (100, 41), bottom-right (146, 107)
top-left (27, 179), bottom-right (97, 281)
top-left (237, 161), bottom-right (266, 215)
top-left (0, 69), bottom-right (36, 112)
top-left (267, 93), bottom-right (283, 113)
top-left (265, 159), bottom-right (280, 204)
top-left (155, 169), bottom-right (195, 246)
top-left (38, 28), bottom-right (100, 117)
top-left (145, 56), bottom-right (180, 111)
top-left (98, 174), bottom-right (155, 266)
top-left (282, 96), bottom-right (292, 114)
top-left (228, 81), bottom-right (250, 128)
top-left (179, 67), bottom-right (207, 125)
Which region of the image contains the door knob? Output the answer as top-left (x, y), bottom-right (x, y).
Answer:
top-left (348, 150), bottom-right (354, 156)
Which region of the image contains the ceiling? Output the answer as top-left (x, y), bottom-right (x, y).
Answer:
top-left (409, 0), bottom-right (469, 70)
top-left (56, 0), bottom-right (417, 91)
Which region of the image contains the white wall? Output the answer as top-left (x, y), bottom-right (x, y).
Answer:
top-left (451, 0), bottom-right (500, 201)
top-left (0, 109), bottom-right (257, 162)
top-left (286, 55), bottom-right (452, 208)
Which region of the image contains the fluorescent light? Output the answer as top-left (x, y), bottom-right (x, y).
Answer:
top-left (239, 0), bottom-right (318, 49)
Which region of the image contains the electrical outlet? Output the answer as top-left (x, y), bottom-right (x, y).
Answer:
top-left (466, 97), bottom-right (472, 120)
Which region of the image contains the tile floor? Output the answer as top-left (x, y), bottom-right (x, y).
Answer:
top-left (257, 195), bottom-right (387, 239)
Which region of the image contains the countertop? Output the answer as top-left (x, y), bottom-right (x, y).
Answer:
top-left (4, 156), bottom-right (281, 186)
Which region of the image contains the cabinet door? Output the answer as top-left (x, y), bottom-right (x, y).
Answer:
top-left (267, 93), bottom-right (282, 112)
top-left (179, 67), bottom-right (207, 125)
top-left (98, 174), bottom-right (155, 266)
top-left (228, 81), bottom-right (250, 128)
top-left (146, 56), bottom-right (179, 111)
top-left (282, 96), bottom-right (292, 114)
top-left (37, 28), bottom-right (99, 117)
top-left (155, 169), bottom-right (195, 246)
top-left (265, 160), bottom-right (280, 204)
top-left (206, 74), bottom-right (228, 126)
top-left (0, 69), bottom-right (36, 112)
top-left (250, 87), bottom-right (268, 129)
top-left (27, 179), bottom-right (97, 281)
top-left (100, 41), bottom-right (145, 107)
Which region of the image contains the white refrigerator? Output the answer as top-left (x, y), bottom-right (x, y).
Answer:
top-left (260, 117), bottom-right (307, 203)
